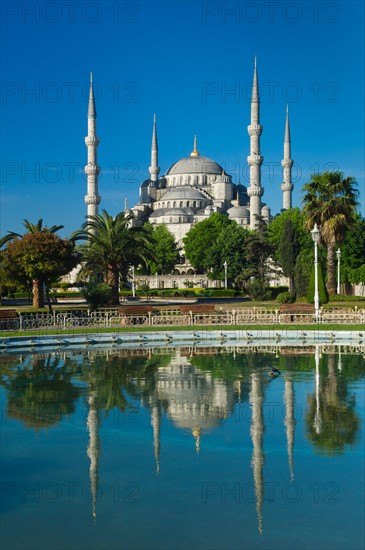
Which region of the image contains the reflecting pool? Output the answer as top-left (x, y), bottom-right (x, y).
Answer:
top-left (1, 344), bottom-right (364, 550)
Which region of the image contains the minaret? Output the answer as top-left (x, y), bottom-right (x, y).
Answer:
top-left (151, 402), bottom-right (161, 475)
top-left (87, 378), bottom-right (101, 521)
top-left (281, 105), bottom-right (294, 210)
top-left (148, 114), bottom-right (160, 183)
top-left (284, 374), bottom-right (295, 482)
top-left (247, 57), bottom-right (264, 230)
top-left (249, 372), bottom-right (264, 535)
top-left (84, 73), bottom-right (101, 219)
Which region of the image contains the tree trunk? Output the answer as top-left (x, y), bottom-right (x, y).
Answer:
top-left (326, 243), bottom-right (337, 295)
top-left (32, 279), bottom-right (44, 308)
top-left (45, 283), bottom-right (53, 314)
top-left (107, 267), bottom-right (120, 305)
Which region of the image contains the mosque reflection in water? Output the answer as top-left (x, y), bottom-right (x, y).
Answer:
top-left (1, 344), bottom-right (363, 536)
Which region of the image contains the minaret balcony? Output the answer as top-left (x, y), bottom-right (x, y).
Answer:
top-left (85, 136), bottom-right (100, 147)
top-left (85, 163), bottom-right (101, 176)
top-left (247, 154), bottom-right (263, 166)
top-left (281, 182), bottom-right (294, 192)
top-left (247, 186), bottom-right (264, 197)
top-left (281, 159), bottom-right (294, 169)
top-left (85, 194), bottom-right (101, 205)
top-left (247, 124), bottom-right (263, 136)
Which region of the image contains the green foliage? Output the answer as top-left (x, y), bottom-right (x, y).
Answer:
top-left (328, 294), bottom-right (365, 302)
top-left (268, 208), bottom-right (309, 258)
top-left (276, 291), bottom-right (296, 304)
top-left (277, 218), bottom-right (300, 291)
top-left (268, 286), bottom-right (289, 299)
top-left (3, 231), bottom-right (78, 287)
top-left (244, 278), bottom-right (270, 300)
top-left (307, 262), bottom-right (329, 304)
top-left (347, 264), bottom-right (365, 285)
top-left (302, 171), bottom-right (359, 293)
top-left (144, 224), bottom-right (180, 275)
top-left (183, 213), bottom-right (231, 272)
top-left (81, 279), bottom-right (112, 311)
top-left (340, 215), bottom-right (365, 282)
top-left (73, 210), bottom-right (156, 304)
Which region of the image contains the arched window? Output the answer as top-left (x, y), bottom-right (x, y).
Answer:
top-left (180, 201), bottom-right (183, 207)
top-left (187, 201), bottom-right (190, 207)
top-left (167, 202), bottom-right (170, 208)
top-left (193, 201), bottom-right (196, 207)
top-left (173, 201), bottom-right (176, 207)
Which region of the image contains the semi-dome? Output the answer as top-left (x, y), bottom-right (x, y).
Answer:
top-left (160, 186), bottom-right (207, 201)
top-left (166, 155), bottom-right (223, 176)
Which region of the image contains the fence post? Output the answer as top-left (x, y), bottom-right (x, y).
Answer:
top-left (19, 314), bottom-right (23, 331)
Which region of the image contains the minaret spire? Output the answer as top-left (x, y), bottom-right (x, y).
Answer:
top-left (149, 113), bottom-right (160, 183)
top-left (281, 105), bottom-right (294, 210)
top-left (84, 73), bottom-right (101, 219)
top-left (247, 57), bottom-right (264, 229)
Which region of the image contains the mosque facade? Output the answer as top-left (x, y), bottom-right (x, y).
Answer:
top-left (84, 59), bottom-right (293, 283)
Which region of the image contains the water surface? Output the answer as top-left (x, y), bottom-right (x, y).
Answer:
top-left (1, 344), bottom-right (364, 550)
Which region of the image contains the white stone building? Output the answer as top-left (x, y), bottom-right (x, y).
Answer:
top-left (84, 59), bottom-right (294, 285)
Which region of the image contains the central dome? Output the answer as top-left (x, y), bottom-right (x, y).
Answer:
top-left (166, 155), bottom-right (223, 176)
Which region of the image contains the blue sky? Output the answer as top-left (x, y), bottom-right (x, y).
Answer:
top-left (1, 0), bottom-right (364, 237)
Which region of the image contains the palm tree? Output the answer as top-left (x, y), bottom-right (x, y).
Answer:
top-left (302, 172), bottom-right (359, 294)
top-left (0, 218), bottom-right (64, 247)
top-left (0, 219), bottom-right (65, 307)
top-left (73, 210), bottom-right (156, 304)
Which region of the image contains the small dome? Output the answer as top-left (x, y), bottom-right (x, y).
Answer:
top-left (166, 156), bottom-right (224, 176)
top-left (227, 206), bottom-right (250, 219)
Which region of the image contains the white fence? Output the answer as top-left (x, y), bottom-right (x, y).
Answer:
top-left (0, 307), bottom-right (364, 333)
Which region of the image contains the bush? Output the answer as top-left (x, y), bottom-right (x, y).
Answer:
top-left (81, 280), bottom-right (112, 311)
top-left (269, 286), bottom-right (289, 300)
top-left (307, 263), bottom-right (329, 304)
top-left (276, 291), bottom-right (296, 304)
top-left (329, 294), bottom-right (365, 302)
top-left (245, 278), bottom-right (270, 300)
top-left (207, 289), bottom-right (236, 297)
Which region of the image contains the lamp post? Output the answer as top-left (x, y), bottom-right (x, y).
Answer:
top-left (311, 224), bottom-right (320, 321)
top-left (223, 261), bottom-right (228, 289)
top-left (336, 248), bottom-right (341, 295)
top-left (131, 266), bottom-right (135, 298)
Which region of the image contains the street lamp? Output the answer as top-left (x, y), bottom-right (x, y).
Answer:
top-left (336, 248), bottom-right (341, 295)
top-left (223, 261), bottom-right (228, 289)
top-left (131, 266), bottom-right (135, 298)
top-left (311, 224), bottom-right (320, 321)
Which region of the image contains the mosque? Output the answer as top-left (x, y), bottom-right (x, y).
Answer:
top-left (83, 59), bottom-right (294, 283)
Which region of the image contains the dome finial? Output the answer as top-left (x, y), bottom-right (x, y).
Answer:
top-left (191, 134), bottom-right (200, 157)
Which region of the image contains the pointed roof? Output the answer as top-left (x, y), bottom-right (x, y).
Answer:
top-left (88, 72), bottom-right (96, 118)
top-left (152, 113), bottom-right (158, 150)
top-left (284, 104), bottom-right (291, 143)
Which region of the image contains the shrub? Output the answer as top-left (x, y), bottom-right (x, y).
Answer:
top-left (81, 279), bottom-right (112, 311)
top-left (276, 291), bottom-right (296, 304)
top-left (307, 263), bottom-right (329, 304)
top-left (269, 286), bottom-right (289, 300)
top-left (207, 289), bottom-right (236, 297)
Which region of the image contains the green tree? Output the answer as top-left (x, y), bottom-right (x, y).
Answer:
top-left (340, 214), bottom-right (365, 286)
top-left (0, 218), bottom-right (66, 307)
top-left (3, 231), bottom-right (78, 309)
top-left (145, 224), bottom-right (180, 275)
top-left (277, 218), bottom-right (300, 292)
top-left (268, 207), bottom-right (309, 261)
top-left (73, 210), bottom-right (156, 304)
top-left (307, 262), bottom-right (329, 304)
top-left (183, 213), bottom-right (231, 272)
top-left (302, 171), bottom-right (359, 294)
top-left (207, 223), bottom-right (250, 283)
